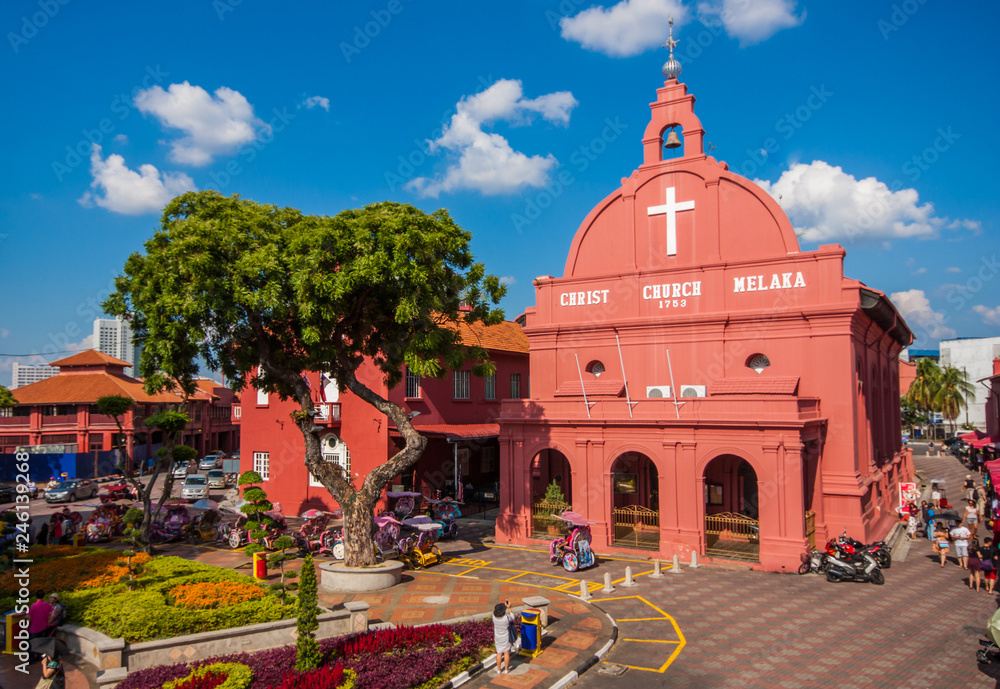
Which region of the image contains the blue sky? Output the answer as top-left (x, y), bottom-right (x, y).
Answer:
top-left (2, 0), bottom-right (998, 386)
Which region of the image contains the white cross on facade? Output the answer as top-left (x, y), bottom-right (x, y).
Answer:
top-left (647, 186), bottom-right (695, 256)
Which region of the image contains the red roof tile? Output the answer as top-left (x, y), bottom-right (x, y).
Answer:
top-left (443, 319), bottom-right (529, 354)
top-left (710, 377), bottom-right (800, 396)
top-left (554, 380), bottom-right (625, 397)
top-left (12, 372), bottom-right (183, 405)
top-left (50, 349), bottom-right (131, 368)
top-left (409, 423), bottom-right (501, 439)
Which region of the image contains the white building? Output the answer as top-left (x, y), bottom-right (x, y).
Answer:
top-left (93, 317), bottom-right (135, 376)
top-left (11, 362), bottom-right (58, 389)
top-left (939, 336), bottom-right (1000, 430)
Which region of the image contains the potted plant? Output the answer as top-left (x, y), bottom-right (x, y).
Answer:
top-left (542, 480), bottom-right (567, 537)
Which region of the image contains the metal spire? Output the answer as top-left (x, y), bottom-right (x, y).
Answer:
top-left (662, 17), bottom-right (682, 81)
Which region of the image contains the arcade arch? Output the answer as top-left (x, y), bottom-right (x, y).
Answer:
top-left (609, 451), bottom-right (659, 550)
top-left (703, 453), bottom-right (760, 562)
top-left (529, 448), bottom-right (574, 538)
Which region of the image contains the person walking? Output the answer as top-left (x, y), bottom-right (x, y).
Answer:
top-left (963, 499), bottom-right (981, 537)
top-left (982, 537), bottom-right (998, 594)
top-left (951, 522), bottom-right (972, 569)
top-left (934, 524), bottom-right (951, 567)
top-left (931, 484), bottom-right (941, 509)
top-left (965, 475), bottom-right (977, 502)
top-left (492, 598), bottom-right (517, 675)
top-left (907, 511), bottom-right (920, 539)
top-left (968, 539), bottom-right (985, 591)
top-left (38, 650), bottom-right (65, 689)
top-left (36, 521), bottom-right (49, 546)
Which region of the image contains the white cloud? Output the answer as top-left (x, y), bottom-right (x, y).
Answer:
top-left (560, 0), bottom-right (687, 58)
top-left (79, 144), bottom-right (196, 215)
top-left (113, 133), bottom-right (128, 144)
top-left (697, 0), bottom-right (804, 46)
top-left (973, 305), bottom-right (1000, 327)
top-left (134, 82), bottom-right (263, 166)
top-left (911, 267), bottom-right (926, 276)
top-left (407, 79), bottom-right (577, 197)
top-left (301, 96), bottom-right (330, 111)
top-left (890, 289), bottom-right (956, 340)
top-left (499, 276), bottom-right (517, 286)
top-left (66, 334), bottom-right (95, 353)
top-left (946, 267), bottom-right (962, 274)
top-left (756, 161), bottom-right (980, 244)
top-left (0, 329), bottom-right (8, 338)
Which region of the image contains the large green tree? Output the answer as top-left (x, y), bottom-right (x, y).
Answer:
top-left (103, 191), bottom-right (504, 566)
top-left (935, 366), bottom-right (975, 435)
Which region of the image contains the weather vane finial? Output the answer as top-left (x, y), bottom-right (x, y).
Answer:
top-left (662, 16), bottom-right (682, 81)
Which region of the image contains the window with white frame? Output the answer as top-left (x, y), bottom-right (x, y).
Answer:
top-left (253, 451), bottom-right (270, 480)
top-left (309, 436), bottom-right (351, 486)
top-left (405, 368), bottom-right (421, 398)
top-left (256, 387), bottom-right (268, 406)
top-left (484, 373), bottom-right (496, 400)
top-left (453, 370), bottom-right (470, 399)
top-left (510, 373), bottom-right (521, 399)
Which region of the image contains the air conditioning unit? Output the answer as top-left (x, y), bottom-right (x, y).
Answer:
top-left (680, 385), bottom-right (707, 398)
top-left (646, 385), bottom-right (671, 398)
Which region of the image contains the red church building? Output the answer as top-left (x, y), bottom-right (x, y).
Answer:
top-left (237, 318), bottom-right (529, 517)
top-left (495, 53), bottom-right (913, 572)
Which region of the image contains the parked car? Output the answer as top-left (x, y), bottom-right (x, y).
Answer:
top-left (181, 475), bottom-right (209, 501)
top-left (206, 469), bottom-right (226, 489)
top-left (44, 479), bottom-right (99, 503)
top-left (172, 463), bottom-right (190, 479)
top-left (198, 454), bottom-right (220, 471)
top-left (0, 484), bottom-right (17, 504)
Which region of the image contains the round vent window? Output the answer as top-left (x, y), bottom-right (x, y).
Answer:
top-left (747, 354), bottom-right (770, 375)
top-left (586, 360), bottom-right (606, 377)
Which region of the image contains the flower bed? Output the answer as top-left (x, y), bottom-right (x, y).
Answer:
top-left (0, 548), bottom-right (151, 599)
top-left (115, 619), bottom-right (493, 689)
top-left (170, 581), bottom-right (266, 610)
top-left (59, 557), bottom-right (294, 642)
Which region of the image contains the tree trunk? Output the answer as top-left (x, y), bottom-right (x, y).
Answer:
top-left (341, 496), bottom-right (379, 568)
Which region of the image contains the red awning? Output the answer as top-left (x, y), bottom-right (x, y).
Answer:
top-left (392, 423), bottom-right (500, 440)
top-left (970, 436), bottom-right (997, 449)
top-left (959, 430), bottom-right (988, 441)
top-left (986, 460), bottom-right (1000, 494)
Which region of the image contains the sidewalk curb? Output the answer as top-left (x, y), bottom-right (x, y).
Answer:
top-left (440, 654), bottom-right (496, 689)
top-left (549, 604), bottom-right (619, 689)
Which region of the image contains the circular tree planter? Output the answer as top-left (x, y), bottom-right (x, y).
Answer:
top-left (319, 559), bottom-right (405, 592)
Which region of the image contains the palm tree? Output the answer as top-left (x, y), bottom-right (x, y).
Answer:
top-left (935, 366), bottom-right (975, 436)
top-left (904, 358), bottom-right (942, 438)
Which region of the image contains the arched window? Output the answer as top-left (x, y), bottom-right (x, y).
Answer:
top-left (746, 354), bottom-right (770, 374)
top-left (586, 360), bottom-right (606, 377)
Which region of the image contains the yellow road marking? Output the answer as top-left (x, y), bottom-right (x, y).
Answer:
top-left (457, 568), bottom-right (482, 576)
top-left (592, 596), bottom-right (686, 673)
top-left (484, 543), bottom-right (656, 564)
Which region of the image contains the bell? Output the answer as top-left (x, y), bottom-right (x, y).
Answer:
top-left (664, 129), bottom-right (682, 149)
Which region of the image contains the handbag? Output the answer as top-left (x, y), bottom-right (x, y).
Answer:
top-left (508, 620), bottom-right (518, 644)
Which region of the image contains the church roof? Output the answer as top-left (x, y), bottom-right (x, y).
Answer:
top-left (446, 319), bottom-right (529, 355)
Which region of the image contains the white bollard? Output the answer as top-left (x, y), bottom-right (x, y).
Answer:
top-left (602, 571), bottom-right (616, 593)
top-left (579, 579), bottom-right (592, 601)
top-left (621, 566), bottom-right (637, 587)
top-left (690, 551), bottom-right (700, 569)
top-left (650, 559), bottom-right (664, 579)
top-left (671, 553), bottom-right (682, 574)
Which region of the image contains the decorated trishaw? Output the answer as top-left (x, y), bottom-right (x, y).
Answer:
top-left (548, 511), bottom-right (597, 572)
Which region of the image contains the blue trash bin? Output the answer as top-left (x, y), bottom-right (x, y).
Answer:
top-left (520, 608), bottom-right (541, 657)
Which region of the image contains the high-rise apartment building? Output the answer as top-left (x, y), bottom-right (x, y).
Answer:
top-left (11, 362), bottom-right (59, 389)
top-left (93, 317), bottom-right (135, 376)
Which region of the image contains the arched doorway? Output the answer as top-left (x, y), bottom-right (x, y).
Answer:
top-left (610, 452), bottom-right (659, 550)
top-left (529, 449), bottom-right (573, 538)
top-left (703, 454), bottom-right (759, 562)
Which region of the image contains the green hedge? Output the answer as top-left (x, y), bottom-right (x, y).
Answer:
top-left (62, 557), bottom-right (295, 643)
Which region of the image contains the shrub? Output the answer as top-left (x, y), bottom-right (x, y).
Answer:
top-left (295, 555), bottom-right (320, 671)
top-left (163, 662), bottom-right (253, 689)
top-left (170, 581), bottom-right (265, 610)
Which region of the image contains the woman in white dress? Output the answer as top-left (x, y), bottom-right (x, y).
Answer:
top-left (492, 600), bottom-right (516, 675)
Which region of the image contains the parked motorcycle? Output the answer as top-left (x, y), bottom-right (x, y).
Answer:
top-left (833, 529), bottom-right (891, 569)
top-left (824, 540), bottom-right (884, 585)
